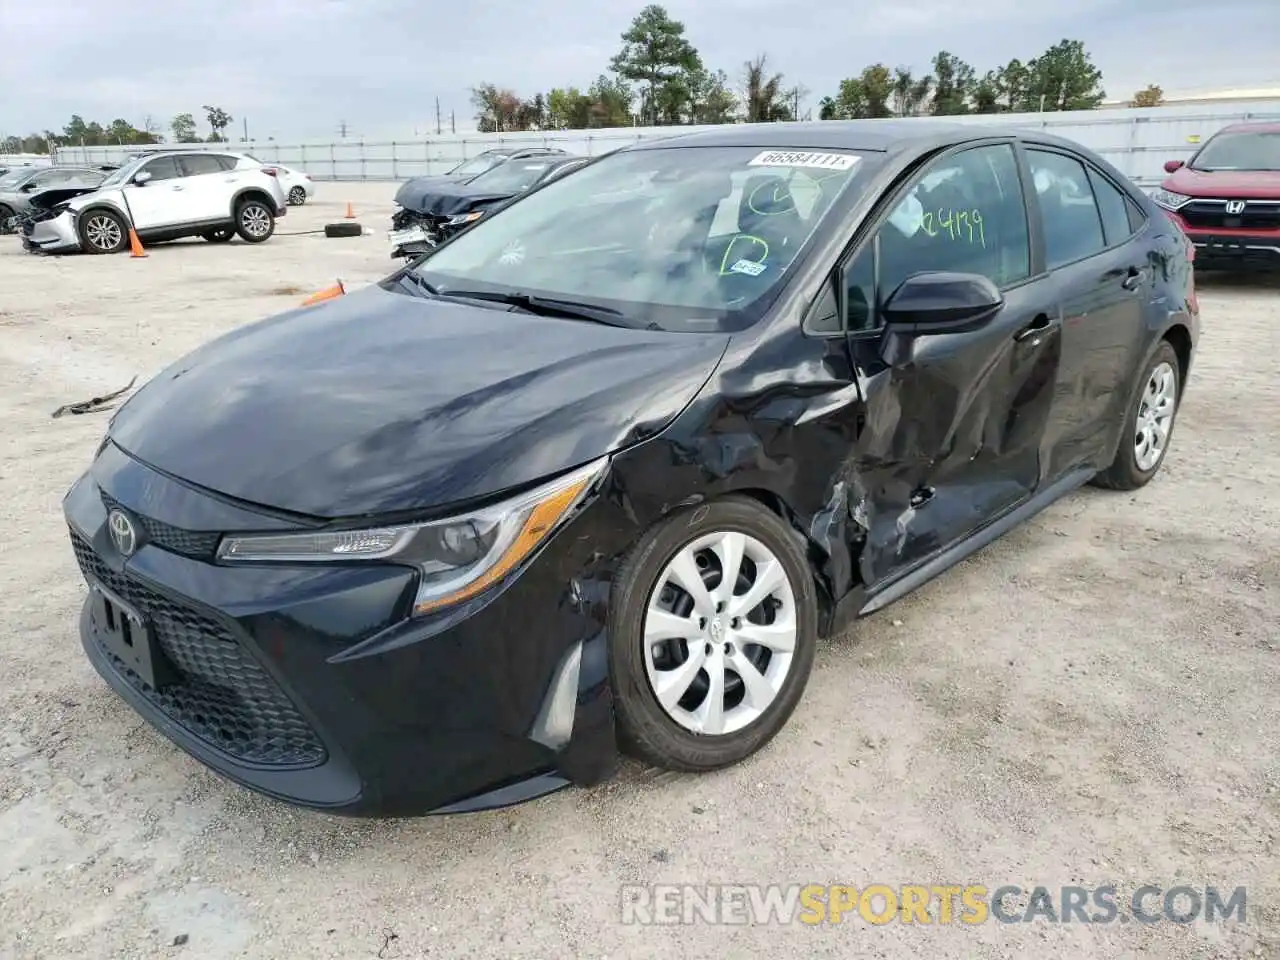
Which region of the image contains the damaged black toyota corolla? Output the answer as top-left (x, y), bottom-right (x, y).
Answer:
top-left (65, 121), bottom-right (1199, 816)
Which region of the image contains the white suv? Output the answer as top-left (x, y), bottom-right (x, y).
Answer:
top-left (22, 151), bottom-right (289, 255)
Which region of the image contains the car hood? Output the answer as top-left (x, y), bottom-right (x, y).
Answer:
top-left (107, 284), bottom-right (731, 518)
top-left (28, 185), bottom-right (101, 211)
top-left (393, 173), bottom-right (473, 208)
top-left (1164, 167), bottom-right (1280, 199)
top-left (398, 181), bottom-right (517, 216)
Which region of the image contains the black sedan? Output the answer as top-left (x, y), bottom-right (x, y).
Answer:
top-left (64, 121), bottom-right (1198, 817)
top-left (388, 154), bottom-right (590, 257)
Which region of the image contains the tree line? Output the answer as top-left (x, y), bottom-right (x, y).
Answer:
top-left (471, 5), bottom-right (1170, 131)
top-left (2, 106), bottom-right (237, 155)
top-left (5, 4), bottom-right (1175, 152)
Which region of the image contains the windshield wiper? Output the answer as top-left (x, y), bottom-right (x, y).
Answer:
top-left (398, 271), bottom-right (442, 297)
top-left (435, 289), bottom-right (636, 327)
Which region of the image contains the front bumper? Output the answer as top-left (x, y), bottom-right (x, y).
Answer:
top-left (64, 442), bottom-right (624, 816)
top-left (1186, 232), bottom-right (1280, 269)
top-left (23, 209), bottom-right (81, 254)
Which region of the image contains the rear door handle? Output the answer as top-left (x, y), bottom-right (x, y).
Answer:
top-left (1014, 313), bottom-right (1056, 344)
top-left (171, 185), bottom-right (184, 191)
top-left (1121, 266), bottom-right (1143, 290)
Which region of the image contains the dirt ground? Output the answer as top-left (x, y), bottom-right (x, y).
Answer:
top-left (0, 182), bottom-right (1276, 959)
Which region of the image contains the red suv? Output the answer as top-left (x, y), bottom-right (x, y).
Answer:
top-left (1152, 121), bottom-right (1280, 271)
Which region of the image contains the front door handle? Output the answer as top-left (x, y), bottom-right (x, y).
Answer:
top-left (171, 185), bottom-right (184, 191)
top-left (1014, 313), bottom-right (1055, 344)
top-left (1121, 266), bottom-right (1143, 290)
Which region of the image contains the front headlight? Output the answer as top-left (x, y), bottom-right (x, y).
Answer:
top-left (1151, 188), bottom-right (1191, 210)
top-left (217, 457), bottom-right (607, 616)
top-left (445, 211), bottom-right (485, 227)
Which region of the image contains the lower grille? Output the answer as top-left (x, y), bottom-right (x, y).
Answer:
top-left (71, 531), bottom-right (326, 768)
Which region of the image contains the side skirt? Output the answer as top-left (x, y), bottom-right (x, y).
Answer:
top-left (857, 465), bottom-right (1096, 618)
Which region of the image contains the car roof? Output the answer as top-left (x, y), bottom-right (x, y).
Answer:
top-left (625, 119), bottom-right (1082, 156)
top-left (1218, 121), bottom-right (1280, 134)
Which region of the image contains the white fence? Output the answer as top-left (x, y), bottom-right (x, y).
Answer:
top-left (0, 152), bottom-right (53, 169)
top-left (50, 100), bottom-right (1280, 188)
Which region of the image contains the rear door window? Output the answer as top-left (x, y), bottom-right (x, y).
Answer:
top-left (1087, 167), bottom-right (1137, 247)
top-left (178, 155), bottom-right (226, 177)
top-left (1026, 149), bottom-right (1106, 268)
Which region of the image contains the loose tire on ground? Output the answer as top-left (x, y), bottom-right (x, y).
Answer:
top-left (608, 496), bottom-right (818, 772)
top-left (1092, 339), bottom-right (1182, 491)
top-left (78, 208), bottom-right (129, 254)
top-left (324, 221), bottom-right (362, 238)
top-left (234, 199), bottom-right (275, 243)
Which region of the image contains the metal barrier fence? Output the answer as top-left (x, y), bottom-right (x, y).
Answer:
top-left (49, 100), bottom-right (1280, 188)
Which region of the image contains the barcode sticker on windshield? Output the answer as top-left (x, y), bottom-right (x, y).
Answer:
top-left (729, 259), bottom-right (767, 276)
top-left (748, 151), bottom-right (859, 171)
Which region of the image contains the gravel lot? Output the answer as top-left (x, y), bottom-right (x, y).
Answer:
top-left (0, 182), bottom-right (1276, 959)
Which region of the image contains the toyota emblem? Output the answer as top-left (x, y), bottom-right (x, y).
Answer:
top-left (107, 508), bottom-right (138, 557)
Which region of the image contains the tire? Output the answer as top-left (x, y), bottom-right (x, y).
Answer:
top-left (202, 228), bottom-right (234, 243)
top-left (608, 496), bottom-right (818, 771)
top-left (1092, 340), bottom-right (1182, 491)
top-left (288, 186), bottom-right (307, 206)
top-left (78, 208), bottom-right (129, 254)
top-left (324, 221), bottom-right (362, 238)
top-left (234, 198), bottom-right (275, 243)
top-left (0, 204), bottom-right (14, 235)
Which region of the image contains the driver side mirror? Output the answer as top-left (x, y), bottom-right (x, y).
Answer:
top-left (1163, 160), bottom-right (1185, 173)
top-left (883, 271), bottom-right (1003, 332)
top-left (132, 170), bottom-right (152, 185)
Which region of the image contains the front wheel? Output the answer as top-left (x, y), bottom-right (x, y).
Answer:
top-left (203, 228), bottom-right (234, 243)
top-left (1092, 340), bottom-right (1182, 490)
top-left (234, 199), bottom-right (275, 243)
top-left (78, 209), bottom-right (129, 254)
top-left (0, 204), bottom-right (15, 235)
top-left (608, 497), bottom-right (818, 771)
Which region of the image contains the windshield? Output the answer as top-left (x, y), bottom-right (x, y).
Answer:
top-left (449, 152), bottom-right (504, 177)
top-left (410, 145), bottom-right (870, 332)
top-left (97, 156), bottom-right (148, 188)
top-left (468, 158), bottom-right (559, 192)
top-left (1191, 131), bottom-right (1280, 171)
top-left (0, 168), bottom-right (38, 189)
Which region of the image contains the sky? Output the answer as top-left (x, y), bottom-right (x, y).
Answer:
top-left (2, 0), bottom-right (1278, 142)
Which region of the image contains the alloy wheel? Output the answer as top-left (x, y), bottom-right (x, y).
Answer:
top-left (1134, 361), bottom-right (1177, 472)
top-left (85, 214), bottom-right (122, 251)
top-left (241, 204), bottom-right (271, 238)
top-left (289, 187), bottom-right (305, 205)
top-left (642, 531), bottom-right (798, 736)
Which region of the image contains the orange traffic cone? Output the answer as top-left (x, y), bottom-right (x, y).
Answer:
top-left (300, 279), bottom-right (346, 306)
top-left (344, 202), bottom-right (356, 219)
top-left (128, 227), bottom-right (147, 258)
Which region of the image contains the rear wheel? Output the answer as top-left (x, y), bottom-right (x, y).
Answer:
top-left (1092, 340), bottom-right (1181, 490)
top-left (78, 209), bottom-right (128, 254)
top-left (288, 186), bottom-right (306, 205)
top-left (0, 204), bottom-right (15, 235)
top-left (202, 228), bottom-right (235, 243)
top-left (608, 497), bottom-right (817, 771)
top-left (234, 199), bottom-right (275, 243)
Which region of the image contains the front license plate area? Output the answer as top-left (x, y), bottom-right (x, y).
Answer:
top-left (89, 581), bottom-right (176, 690)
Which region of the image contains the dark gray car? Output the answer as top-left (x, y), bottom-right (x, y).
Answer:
top-left (0, 166), bottom-right (110, 231)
